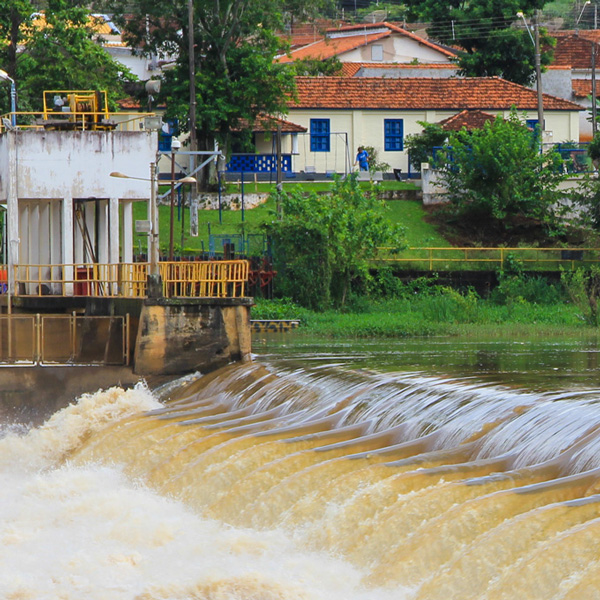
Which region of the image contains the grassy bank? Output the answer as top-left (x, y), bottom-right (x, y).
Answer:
top-left (251, 296), bottom-right (596, 338)
top-left (132, 195), bottom-right (439, 255)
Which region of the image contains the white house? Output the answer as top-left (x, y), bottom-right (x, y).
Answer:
top-left (545, 30), bottom-right (600, 141)
top-left (276, 21), bottom-right (457, 65)
top-left (285, 76), bottom-right (583, 176)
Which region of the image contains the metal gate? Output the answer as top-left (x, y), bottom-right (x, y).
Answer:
top-left (0, 314), bottom-right (130, 365)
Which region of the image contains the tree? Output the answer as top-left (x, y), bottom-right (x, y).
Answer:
top-left (438, 111), bottom-right (567, 235)
top-left (404, 121), bottom-right (448, 171)
top-left (96, 0), bottom-right (324, 188)
top-left (265, 175), bottom-right (406, 310)
top-left (293, 57), bottom-right (342, 76)
top-left (404, 0), bottom-right (554, 87)
top-left (0, 0), bottom-right (134, 114)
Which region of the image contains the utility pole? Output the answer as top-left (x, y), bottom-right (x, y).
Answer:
top-left (534, 10), bottom-right (544, 141)
top-left (188, 0), bottom-right (198, 192)
top-left (593, 42), bottom-right (598, 134)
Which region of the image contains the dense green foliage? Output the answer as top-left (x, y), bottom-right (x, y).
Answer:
top-left (0, 0), bottom-right (134, 114)
top-left (404, 0), bottom-right (554, 86)
top-left (292, 57), bottom-right (343, 76)
top-left (94, 0), bottom-right (326, 184)
top-left (264, 174), bottom-right (406, 310)
top-left (404, 122), bottom-right (448, 171)
top-left (251, 275), bottom-right (591, 338)
top-left (438, 111), bottom-right (567, 235)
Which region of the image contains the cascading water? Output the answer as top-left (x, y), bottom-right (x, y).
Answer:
top-left (3, 340), bottom-right (600, 599)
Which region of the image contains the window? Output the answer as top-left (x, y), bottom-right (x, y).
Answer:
top-left (371, 44), bottom-right (383, 61)
top-left (384, 119), bottom-right (404, 151)
top-left (310, 119), bottom-right (330, 152)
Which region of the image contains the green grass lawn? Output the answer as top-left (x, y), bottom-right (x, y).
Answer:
top-left (132, 186), bottom-right (440, 257)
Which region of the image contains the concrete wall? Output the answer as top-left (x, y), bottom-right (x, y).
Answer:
top-left (134, 298), bottom-right (253, 376)
top-left (338, 34), bottom-right (454, 64)
top-left (0, 129), bottom-right (157, 291)
top-left (0, 129), bottom-right (157, 200)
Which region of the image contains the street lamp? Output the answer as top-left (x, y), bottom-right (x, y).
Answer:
top-left (111, 166), bottom-right (196, 294)
top-left (169, 138), bottom-right (181, 261)
top-left (577, 1), bottom-right (591, 29)
top-left (0, 69), bottom-right (16, 127)
top-left (111, 165), bottom-right (161, 296)
top-left (517, 11), bottom-right (544, 143)
top-left (575, 2), bottom-right (597, 135)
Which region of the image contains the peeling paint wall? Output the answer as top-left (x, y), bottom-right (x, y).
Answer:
top-left (0, 129), bottom-right (157, 200)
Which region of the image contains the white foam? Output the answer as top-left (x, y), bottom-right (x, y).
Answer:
top-left (0, 464), bottom-right (405, 600)
top-left (0, 383), bottom-right (162, 472)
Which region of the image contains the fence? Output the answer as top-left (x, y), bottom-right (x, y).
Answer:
top-left (0, 314), bottom-right (129, 365)
top-left (11, 260), bottom-right (250, 299)
top-left (375, 247), bottom-right (600, 271)
top-left (432, 142), bottom-right (593, 175)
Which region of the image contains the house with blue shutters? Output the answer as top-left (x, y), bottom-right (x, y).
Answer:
top-left (283, 76), bottom-right (582, 177)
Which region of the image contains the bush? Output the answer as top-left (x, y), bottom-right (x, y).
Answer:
top-left (490, 273), bottom-right (564, 306)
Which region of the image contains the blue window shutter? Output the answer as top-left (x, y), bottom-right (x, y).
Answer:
top-left (384, 119), bottom-right (404, 151)
top-left (310, 118), bottom-right (330, 152)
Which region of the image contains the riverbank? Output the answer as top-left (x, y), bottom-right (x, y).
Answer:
top-left (251, 296), bottom-right (598, 338)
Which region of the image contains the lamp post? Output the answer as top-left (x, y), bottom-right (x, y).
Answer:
top-left (0, 69), bottom-right (16, 127)
top-left (169, 138), bottom-right (182, 261)
top-left (517, 11), bottom-right (544, 143)
top-left (575, 2), bottom-right (597, 135)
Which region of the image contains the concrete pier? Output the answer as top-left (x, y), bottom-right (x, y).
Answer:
top-left (134, 297), bottom-right (253, 376)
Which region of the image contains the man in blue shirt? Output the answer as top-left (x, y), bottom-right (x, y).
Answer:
top-left (355, 146), bottom-right (369, 171)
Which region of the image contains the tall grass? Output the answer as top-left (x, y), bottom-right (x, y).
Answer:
top-left (251, 286), bottom-right (592, 338)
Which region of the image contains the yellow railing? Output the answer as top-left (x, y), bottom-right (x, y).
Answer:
top-left (374, 247), bottom-right (600, 271)
top-left (0, 110), bottom-right (156, 133)
top-left (0, 313), bottom-right (129, 365)
top-left (8, 260), bottom-right (250, 299)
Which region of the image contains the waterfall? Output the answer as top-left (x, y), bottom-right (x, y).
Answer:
top-left (2, 358), bottom-right (600, 599)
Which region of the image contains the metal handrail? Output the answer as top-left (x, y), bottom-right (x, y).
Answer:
top-left (6, 260), bottom-right (250, 299)
top-left (374, 247), bottom-right (600, 270)
top-left (0, 110), bottom-right (156, 132)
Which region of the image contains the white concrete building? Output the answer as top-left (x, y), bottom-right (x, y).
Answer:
top-left (0, 122), bottom-right (157, 296)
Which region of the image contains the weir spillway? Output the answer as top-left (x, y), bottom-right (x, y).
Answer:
top-left (2, 357), bottom-right (600, 599)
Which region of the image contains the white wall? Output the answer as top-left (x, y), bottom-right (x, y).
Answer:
top-left (287, 108), bottom-right (580, 175)
top-left (0, 129), bottom-right (157, 287)
top-left (0, 130), bottom-right (157, 200)
top-left (340, 35), bottom-right (453, 64)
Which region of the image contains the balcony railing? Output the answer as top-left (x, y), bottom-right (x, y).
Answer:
top-left (5, 260), bottom-right (250, 299)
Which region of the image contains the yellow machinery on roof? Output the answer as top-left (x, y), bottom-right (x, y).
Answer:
top-left (42, 90), bottom-right (114, 130)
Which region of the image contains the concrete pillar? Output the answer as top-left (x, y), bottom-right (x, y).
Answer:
top-left (109, 197), bottom-right (120, 295)
top-left (122, 200), bottom-right (133, 264)
top-left (97, 200), bottom-right (108, 265)
top-left (6, 131), bottom-right (18, 295)
top-left (39, 201), bottom-right (50, 285)
top-left (62, 193), bottom-right (74, 296)
top-left (134, 298), bottom-right (253, 376)
top-left (50, 200), bottom-right (62, 293)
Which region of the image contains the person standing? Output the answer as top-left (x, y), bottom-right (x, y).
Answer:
top-left (355, 146), bottom-right (369, 171)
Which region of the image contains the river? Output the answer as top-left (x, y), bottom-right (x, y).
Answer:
top-left (1, 332), bottom-right (600, 599)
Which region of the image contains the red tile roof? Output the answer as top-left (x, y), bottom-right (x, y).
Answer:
top-left (248, 115), bottom-right (307, 133)
top-left (277, 31), bottom-right (389, 63)
top-left (338, 62), bottom-right (459, 77)
top-left (572, 78), bottom-right (600, 97)
top-left (277, 21), bottom-right (456, 64)
top-left (290, 76), bottom-right (582, 111)
top-left (279, 20), bottom-right (339, 48)
top-left (341, 63), bottom-right (362, 77)
top-left (438, 109), bottom-right (497, 131)
top-left (326, 21), bottom-right (457, 58)
top-left (550, 33), bottom-right (600, 68)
